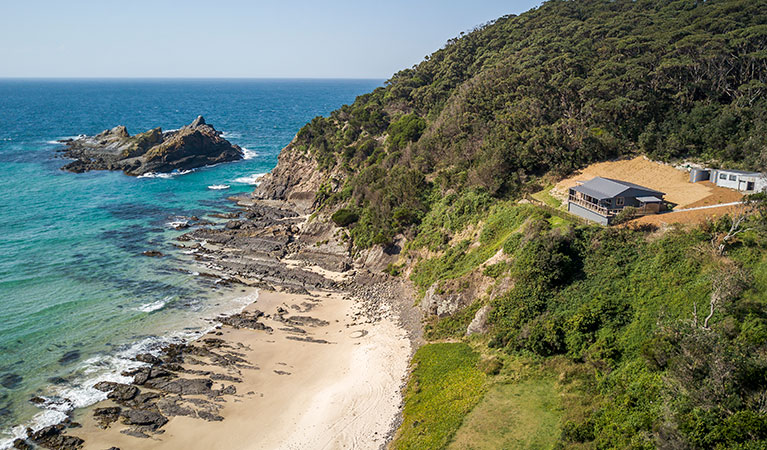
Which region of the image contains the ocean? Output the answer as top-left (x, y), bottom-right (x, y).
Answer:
top-left (0, 78), bottom-right (381, 446)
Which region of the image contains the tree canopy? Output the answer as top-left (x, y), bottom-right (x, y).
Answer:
top-left (294, 0), bottom-right (767, 248)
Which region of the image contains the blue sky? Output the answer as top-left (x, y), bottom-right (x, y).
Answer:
top-left (0, 0), bottom-right (541, 78)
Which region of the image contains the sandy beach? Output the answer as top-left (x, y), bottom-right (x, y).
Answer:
top-left (73, 289), bottom-right (412, 450)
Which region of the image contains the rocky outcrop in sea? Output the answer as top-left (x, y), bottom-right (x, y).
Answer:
top-left (58, 116), bottom-right (243, 176)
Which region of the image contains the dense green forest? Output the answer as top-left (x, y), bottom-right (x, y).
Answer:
top-left (302, 0), bottom-right (767, 248)
top-left (285, 0), bottom-right (767, 448)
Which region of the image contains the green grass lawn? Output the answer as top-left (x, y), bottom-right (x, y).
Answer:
top-left (448, 378), bottom-right (562, 450)
top-left (393, 343), bottom-right (487, 450)
top-left (531, 186), bottom-right (563, 209)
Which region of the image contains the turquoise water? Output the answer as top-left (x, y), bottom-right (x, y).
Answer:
top-left (0, 79), bottom-right (380, 444)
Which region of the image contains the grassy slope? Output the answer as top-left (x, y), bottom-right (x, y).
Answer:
top-left (448, 379), bottom-right (561, 450)
top-left (393, 343), bottom-right (486, 450)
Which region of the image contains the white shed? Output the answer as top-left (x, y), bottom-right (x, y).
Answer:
top-left (711, 169), bottom-right (767, 193)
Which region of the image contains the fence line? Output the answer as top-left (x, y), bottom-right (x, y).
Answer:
top-left (524, 195), bottom-right (589, 226)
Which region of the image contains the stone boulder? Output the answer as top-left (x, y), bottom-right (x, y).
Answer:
top-left (59, 116), bottom-right (243, 176)
top-left (466, 305), bottom-right (492, 336)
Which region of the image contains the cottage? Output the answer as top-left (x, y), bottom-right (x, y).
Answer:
top-left (710, 169), bottom-right (767, 193)
top-left (568, 177), bottom-right (665, 225)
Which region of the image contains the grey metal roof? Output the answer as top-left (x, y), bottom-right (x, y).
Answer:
top-left (715, 169), bottom-right (763, 176)
top-left (636, 196), bottom-right (663, 203)
top-left (572, 183), bottom-right (613, 200)
top-left (571, 177), bottom-right (665, 199)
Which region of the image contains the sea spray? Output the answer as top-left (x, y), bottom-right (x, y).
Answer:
top-left (233, 173), bottom-right (267, 186)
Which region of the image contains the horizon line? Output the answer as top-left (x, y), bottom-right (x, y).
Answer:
top-left (0, 76), bottom-right (388, 81)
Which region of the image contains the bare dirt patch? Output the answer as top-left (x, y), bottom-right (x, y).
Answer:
top-left (682, 181), bottom-right (744, 208)
top-left (552, 156), bottom-right (741, 209)
top-left (631, 203), bottom-right (744, 227)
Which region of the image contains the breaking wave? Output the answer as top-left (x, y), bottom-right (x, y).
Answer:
top-left (232, 173), bottom-right (266, 186)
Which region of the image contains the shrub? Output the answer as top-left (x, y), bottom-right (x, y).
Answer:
top-left (384, 262), bottom-right (403, 277)
top-left (612, 206), bottom-right (638, 225)
top-left (483, 261), bottom-right (509, 278)
top-left (519, 313), bottom-right (565, 356)
top-left (331, 208), bottom-right (359, 227)
top-left (561, 418), bottom-right (596, 443)
top-left (502, 233), bottom-right (522, 255)
top-left (478, 356), bottom-right (503, 375)
top-left (387, 113), bottom-right (426, 150)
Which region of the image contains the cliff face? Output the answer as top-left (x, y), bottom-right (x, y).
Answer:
top-left (60, 116), bottom-right (243, 176)
top-left (254, 141), bottom-right (328, 214)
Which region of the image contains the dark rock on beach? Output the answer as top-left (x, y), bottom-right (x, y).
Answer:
top-left (120, 409), bottom-right (168, 430)
top-left (134, 353), bottom-right (162, 365)
top-left (58, 116), bottom-right (243, 176)
top-left (106, 384), bottom-right (139, 403)
top-left (219, 310), bottom-right (273, 331)
top-left (12, 438), bottom-right (33, 450)
top-left (93, 407), bottom-right (122, 429)
top-left (196, 410), bottom-right (224, 422)
top-left (156, 397), bottom-right (196, 418)
top-left (25, 424), bottom-right (84, 450)
top-left (144, 378), bottom-right (213, 396)
top-left (122, 366), bottom-right (175, 386)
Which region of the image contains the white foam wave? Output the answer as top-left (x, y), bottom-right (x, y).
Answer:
top-left (137, 169), bottom-right (194, 179)
top-left (166, 220), bottom-right (189, 230)
top-left (2, 409), bottom-right (69, 449)
top-left (44, 135), bottom-right (82, 145)
top-left (221, 131), bottom-right (241, 139)
top-left (208, 184), bottom-right (230, 190)
top-left (233, 173), bottom-right (266, 186)
top-left (137, 297), bottom-right (171, 313)
top-left (242, 148), bottom-right (258, 160)
top-left (138, 172), bottom-right (173, 179)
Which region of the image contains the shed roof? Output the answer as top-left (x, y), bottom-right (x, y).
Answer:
top-left (715, 169), bottom-right (763, 177)
top-left (571, 177), bottom-right (665, 200)
top-left (636, 196), bottom-right (663, 203)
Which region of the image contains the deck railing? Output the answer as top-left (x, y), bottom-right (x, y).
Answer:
top-left (568, 195), bottom-right (619, 216)
top-left (568, 195), bottom-right (661, 218)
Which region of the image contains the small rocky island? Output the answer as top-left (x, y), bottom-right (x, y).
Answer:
top-left (59, 116), bottom-right (243, 176)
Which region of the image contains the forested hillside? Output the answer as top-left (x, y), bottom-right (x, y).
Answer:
top-left (257, 1), bottom-right (767, 448)
top-left (291, 0), bottom-right (767, 248)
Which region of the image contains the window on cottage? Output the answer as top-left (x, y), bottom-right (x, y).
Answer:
top-left (616, 197), bottom-right (625, 206)
top-left (730, 175), bottom-right (737, 181)
top-left (720, 173), bottom-right (727, 180)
